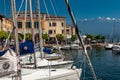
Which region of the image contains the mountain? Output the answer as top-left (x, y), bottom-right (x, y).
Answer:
top-left (77, 17), bottom-right (120, 40)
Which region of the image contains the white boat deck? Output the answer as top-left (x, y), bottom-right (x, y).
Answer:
top-left (0, 68), bottom-right (82, 80)
top-left (22, 59), bottom-right (73, 69)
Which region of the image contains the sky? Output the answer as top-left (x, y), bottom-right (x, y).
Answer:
top-left (1, 0), bottom-right (120, 22)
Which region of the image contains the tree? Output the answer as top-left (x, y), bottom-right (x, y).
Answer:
top-left (71, 34), bottom-right (77, 42)
top-left (0, 31), bottom-right (8, 46)
top-left (56, 34), bottom-right (64, 44)
top-left (0, 31), bottom-right (8, 39)
top-left (42, 33), bottom-right (49, 40)
top-left (25, 33), bottom-right (32, 41)
top-left (9, 34), bottom-right (14, 41)
top-left (86, 34), bottom-right (96, 40)
top-left (101, 36), bottom-right (105, 42)
top-left (95, 34), bottom-right (105, 42)
top-left (42, 33), bottom-right (49, 45)
top-left (56, 34), bottom-right (64, 41)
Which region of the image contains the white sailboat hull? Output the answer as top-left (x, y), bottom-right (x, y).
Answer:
top-left (112, 43), bottom-right (120, 53)
top-left (104, 43), bottom-right (113, 49)
top-left (22, 58), bottom-right (73, 69)
top-left (1, 68), bottom-right (82, 80)
top-left (61, 45), bottom-right (71, 50)
top-left (22, 68), bottom-right (82, 80)
top-left (70, 44), bottom-right (80, 50)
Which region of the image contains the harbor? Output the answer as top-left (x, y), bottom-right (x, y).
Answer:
top-left (0, 0), bottom-right (120, 80)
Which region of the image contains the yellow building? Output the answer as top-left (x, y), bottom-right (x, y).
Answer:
top-left (17, 12), bottom-right (42, 34)
top-left (0, 15), bottom-right (13, 32)
top-left (17, 13), bottom-right (64, 39)
top-left (64, 25), bottom-right (76, 44)
top-left (41, 14), bottom-right (66, 41)
top-left (16, 12), bottom-right (75, 42)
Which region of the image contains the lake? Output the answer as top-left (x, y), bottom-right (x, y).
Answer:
top-left (63, 47), bottom-right (120, 80)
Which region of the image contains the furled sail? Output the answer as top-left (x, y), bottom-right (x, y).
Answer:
top-left (0, 49), bottom-right (17, 77)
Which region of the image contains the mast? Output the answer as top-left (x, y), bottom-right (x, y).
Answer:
top-left (37, 0), bottom-right (43, 59)
top-left (64, 0), bottom-right (97, 80)
top-left (111, 20), bottom-right (115, 42)
top-left (10, 0), bottom-right (21, 79)
top-left (23, 0), bottom-right (28, 42)
top-left (28, 0), bottom-right (37, 68)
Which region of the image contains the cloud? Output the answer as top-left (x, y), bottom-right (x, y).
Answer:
top-left (105, 17), bottom-right (111, 20)
top-left (84, 19), bottom-right (88, 21)
top-left (112, 18), bottom-right (116, 20)
top-left (98, 16), bottom-right (102, 20)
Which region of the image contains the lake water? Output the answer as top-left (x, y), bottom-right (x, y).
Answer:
top-left (63, 47), bottom-right (120, 80)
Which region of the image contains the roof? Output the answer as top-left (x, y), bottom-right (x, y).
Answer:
top-left (17, 12), bottom-right (66, 18)
top-left (0, 15), bottom-right (5, 18)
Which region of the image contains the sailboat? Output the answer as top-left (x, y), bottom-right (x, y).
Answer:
top-left (0, 0), bottom-right (97, 80)
top-left (104, 20), bottom-right (115, 50)
top-left (112, 42), bottom-right (120, 54)
top-left (18, 0), bottom-right (73, 69)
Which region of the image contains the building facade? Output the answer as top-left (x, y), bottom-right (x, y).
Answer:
top-left (66, 25), bottom-right (74, 39)
top-left (42, 14), bottom-right (66, 41)
top-left (0, 15), bottom-right (12, 32)
top-left (16, 12), bottom-right (75, 42)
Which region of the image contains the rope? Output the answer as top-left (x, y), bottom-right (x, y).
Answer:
top-left (3, 26), bottom-right (16, 50)
top-left (16, 0), bottom-right (25, 18)
top-left (4, 0), bottom-right (6, 16)
top-left (49, 0), bottom-right (63, 52)
top-left (43, 0), bottom-right (52, 43)
top-left (64, 0), bottom-right (97, 80)
top-left (43, 0), bottom-right (51, 22)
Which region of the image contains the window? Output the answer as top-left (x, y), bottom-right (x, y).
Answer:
top-left (62, 30), bottom-right (64, 34)
top-left (54, 30), bottom-right (56, 34)
top-left (48, 30), bottom-right (52, 34)
top-left (26, 22), bottom-right (31, 28)
top-left (36, 15), bottom-right (38, 17)
top-left (34, 22), bottom-right (39, 28)
top-left (17, 22), bottom-right (22, 28)
top-left (61, 22), bottom-right (64, 27)
top-left (66, 29), bottom-right (69, 34)
top-left (52, 22), bottom-right (56, 26)
top-left (49, 22), bottom-right (51, 26)
top-left (66, 29), bottom-right (69, 32)
top-left (27, 15), bottom-right (30, 17)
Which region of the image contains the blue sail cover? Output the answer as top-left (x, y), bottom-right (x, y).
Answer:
top-left (0, 50), bottom-right (7, 57)
top-left (20, 41), bottom-right (34, 55)
top-left (43, 47), bottom-right (52, 54)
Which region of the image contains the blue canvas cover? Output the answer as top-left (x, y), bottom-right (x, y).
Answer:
top-left (0, 50), bottom-right (7, 57)
top-left (20, 41), bottom-right (34, 55)
top-left (43, 47), bottom-right (52, 54)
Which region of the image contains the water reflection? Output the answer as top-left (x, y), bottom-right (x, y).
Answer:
top-left (63, 47), bottom-right (120, 80)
